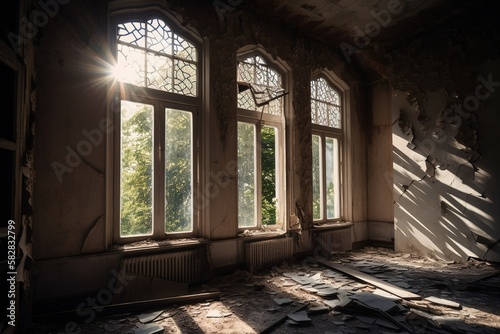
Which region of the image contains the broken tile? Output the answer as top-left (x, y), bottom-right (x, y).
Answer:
top-left (206, 309), bottom-right (223, 318)
top-left (299, 285), bottom-right (319, 293)
top-left (308, 305), bottom-right (329, 314)
top-left (287, 310), bottom-right (312, 323)
top-left (332, 321), bottom-right (345, 325)
top-left (138, 310), bottom-right (163, 324)
top-left (317, 288), bottom-right (339, 297)
top-left (349, 292), bottom-right (399, 312)
top-left (274, 298), bottom-right (293, 306)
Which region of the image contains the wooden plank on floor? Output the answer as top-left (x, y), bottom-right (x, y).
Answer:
top-left (317, 259), bottom-right (421, 300)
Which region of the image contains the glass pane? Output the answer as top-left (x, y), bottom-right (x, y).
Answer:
top-left (237, 122), bottom-right (256, 228)
top-left (326, 137), bottom-right (339, 219)
top-left (261, 126), bottom-right (277, 225)
top-left (117, 44), bottom-right (145, 86)
top-left (147, 52), bottom-right (173, 92)
top-left (116, 19), bottom-right (197, 96)
top-left (146, 18), bottom-right (172, 54)
top-left (165, 108), bottom-right (193, 233)
top-left (117, 21), bottom-right (145, 47)
top-left (173, 59), bottom-right (197, 97)
top-left (120, 101), bottom-right (154, 236)
top-left (312, 135), bottom-right (322, 221)
top-left (311, 77), bottom-right (341, 128)
top-left (173, 33), bottom-right (197, 61)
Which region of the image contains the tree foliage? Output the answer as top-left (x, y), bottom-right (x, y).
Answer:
top-left (120, 102), bottom-right (153, 236)
top-left (165, 109), bottom-right (193, 233)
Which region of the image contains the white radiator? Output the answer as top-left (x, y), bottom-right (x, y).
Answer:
top-left (245, 237), bottom-right (294, 272)
top-left (121, 247), bottom-right (210, 283)
top-left (315, 227), bottom-right (352, 253)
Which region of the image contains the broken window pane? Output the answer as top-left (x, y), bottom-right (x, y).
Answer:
top-left (120, 101), bottom-right (154, 236)
top-left (237, 122), bottom-right (256, 228)
top-left (237, 55), bottom-right (283, 115)
top-left (165, 108), bottom-right (193, 233)
top-left (312, 135), bottom-right (322, 221)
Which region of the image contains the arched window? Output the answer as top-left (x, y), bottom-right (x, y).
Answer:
top-left (113, 16), bottom-right (200, 241)
top-left (115, 18), bottom-right (198, 96)
top-left (311, 76), bottom-right (342, 222)
top-left (236, 52), bottom-right (286, 229)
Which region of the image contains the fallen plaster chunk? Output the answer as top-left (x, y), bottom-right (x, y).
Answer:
top-left (349, 292), bottom-right (399, 312)
top-left (274, 298), bottom-right (293, 306)
top-left (307, 305), bottom-right (329, 314)
top-left (138, 310), bottom-right (164, 324)
top-left (316, 287), bottom-right (339, 297)
top-left (424, 296), bottom-right (461, 309)
top-left (287, 310), bottom-right (311, 323)
top-left (206, 309), bottom-right (223, 318)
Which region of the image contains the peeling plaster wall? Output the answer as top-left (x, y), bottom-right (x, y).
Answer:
top-left (31, 0), bottom-right (368, 301)
top-left (392, 62), bottom-right (500, 262)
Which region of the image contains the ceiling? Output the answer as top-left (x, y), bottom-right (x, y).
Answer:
top-left (244, 0), bottom-right (455, 45)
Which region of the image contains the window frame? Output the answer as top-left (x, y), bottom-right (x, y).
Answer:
top-left (236, 50), bottom-right (287, 231)
top-left (311, 74), bottom-right (345, 224)
top-left (109, 13), bottom-right (203, 244)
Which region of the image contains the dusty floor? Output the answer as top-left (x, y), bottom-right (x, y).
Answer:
top-left (29, 246), bottom-right (500, 333)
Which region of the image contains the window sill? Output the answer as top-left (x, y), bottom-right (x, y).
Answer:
top-left (109, 238), bottom-right (209, 253)
top-left (312, 221), bottom-right (352, 231)
top-left (238, 229), bottom-right (288, 241)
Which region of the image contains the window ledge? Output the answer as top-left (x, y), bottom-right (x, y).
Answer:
top-left (238, 229), bottom-right (288, 241)
top-left (109, 238), bottom-right (209, 253)
top-left (312, 221), bottom-right (353, 231)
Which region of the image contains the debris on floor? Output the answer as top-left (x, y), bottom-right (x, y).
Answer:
top-left (27, 247), bottom-right (500, 333)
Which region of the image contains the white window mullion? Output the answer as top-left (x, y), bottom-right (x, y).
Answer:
top-left (255, 121), bottom-right (263, 229)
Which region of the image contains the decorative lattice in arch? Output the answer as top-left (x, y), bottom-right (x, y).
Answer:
top-left (237, 55), bottom-right (284, 116)
top-left (311, 77), bottom-right (341, 128)
top-left (116, 19), bottom-right (197, 97)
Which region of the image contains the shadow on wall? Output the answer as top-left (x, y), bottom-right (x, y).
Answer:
top-left (391, 82), bottom-right (500, 262)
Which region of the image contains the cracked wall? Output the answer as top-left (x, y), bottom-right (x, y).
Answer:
top-left (380, 1), bottom-right (500, 262)
top-left (392, 67), bottom-right (500, 262)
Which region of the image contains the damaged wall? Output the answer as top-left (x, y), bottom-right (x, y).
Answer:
top-left (31, 0), bottom-right (369, 302)
top-left (385, 1), bottom-right (500, 261)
